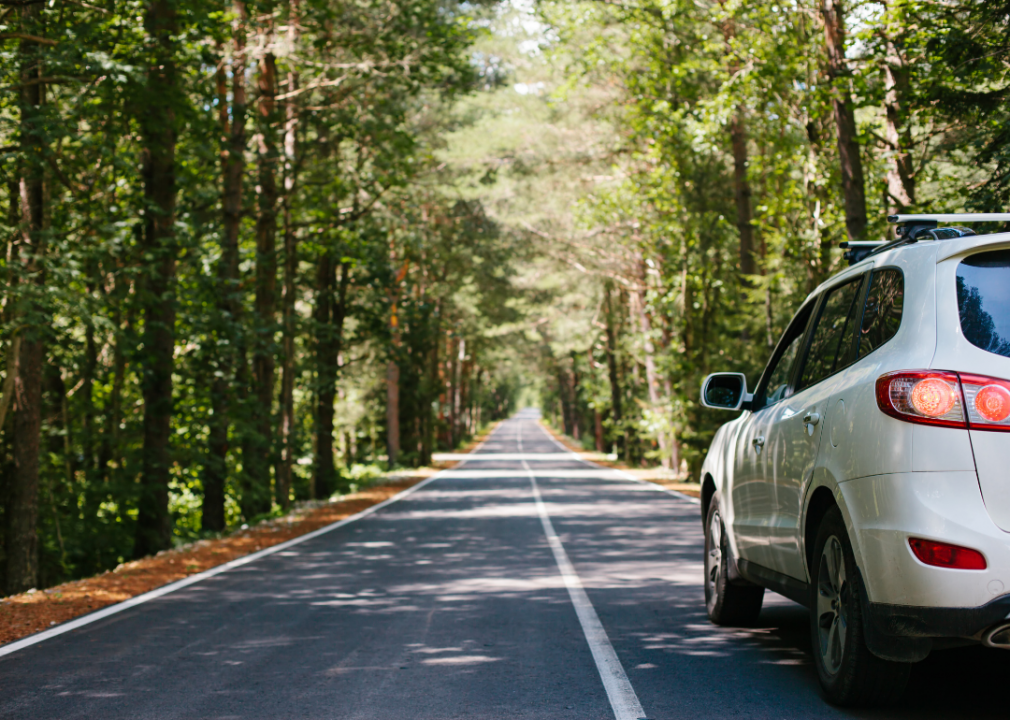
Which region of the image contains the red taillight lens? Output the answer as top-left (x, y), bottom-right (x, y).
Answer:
top-left (974, 385), bottom-right (1010, 422)
top-left (910, 378), bottom-right (957, 417)
top-left (909, 537), bottom-right (987, 570)
top-left (876, 371), bottom-right (966, 428)
top-left (960, 373), bottom-right (1010, 431)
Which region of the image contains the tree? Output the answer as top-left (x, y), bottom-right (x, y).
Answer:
top-left (5, 3), bottom-right (48, 594)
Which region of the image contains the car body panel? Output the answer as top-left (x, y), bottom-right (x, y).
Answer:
top-left (730, 410), bottom-right (774, 566)
top-left (839, 471), bottom-right (1010, 608)
top-left (762, 378), bottom-right (830, 580)
top-left (933, 240), bottom-right (1010, 532)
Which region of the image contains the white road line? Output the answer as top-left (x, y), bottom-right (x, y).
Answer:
top-left (0, 432), bottom-right (508, 659)
top-left (518, 421), bottom-right (647, 720)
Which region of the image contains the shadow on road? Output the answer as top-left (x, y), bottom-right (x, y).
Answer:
top-left (719, 599), bottom-right (1010, 719)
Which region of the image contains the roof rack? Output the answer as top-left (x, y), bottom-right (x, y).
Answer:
top-left (840, 213), bottom-right (1010, 266)
top-left (889, 214), bottom-right (1010, 241)
top-left (888, 213), bottom-right (1010, 224)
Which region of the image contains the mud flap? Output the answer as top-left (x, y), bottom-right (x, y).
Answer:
top-left (856, 567), bottom-right (932, 663)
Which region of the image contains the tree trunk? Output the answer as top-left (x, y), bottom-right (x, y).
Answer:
top-left (0, 335), bottom-right (20, 435)
top-left (567, 353), bottom-right (580, 440)
top-left (204, 5), bottom-right (247, 532)
top-left (5, 1), bottom-right (48, 596)
top-left (421, 302), bottom-right (439, 465)
top-left (98, 291), bottom-right (129, 485)
top-left (8, 326), bottom-right (42, 596)
top-left (81, 285), bottom-right (98, 477)
top-left (385, 360), bottom-right (400, 468)
top-left (276, 0), bottom-right (300, 511)
top-left (314, 258), bottom-right (348, 499)
top-left (633, 272), bottom-right (671, 469)
top-left (719, 13), bottom-right (756, 276)
top-left (448, 336), bottom-right (459, 446)
top-left (821, 0), bottom-right (867, 241)
top-left (730, 114), bottom-right (755, 276)
top-left (313, 250), bottom-right (333, 498)
top-left (248, 41), bottom-right (279, 515)
top-left (603, 282), bottom-right (623, 454)
top-left (133, 0), bottom-right (179, 559)
top-left (882, 28), bottom-right (914, 212)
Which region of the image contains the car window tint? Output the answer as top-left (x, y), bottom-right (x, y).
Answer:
top-left (858, 269), bottom-right (903, 357)
top-left (799, 277), bottom-right (865, 391)
top-left (759, 304), bottom-right (812, 408)
top-left (957, 250), bottom-right (1010, 358)
top-left (764, 335), bottom-right (802, 406)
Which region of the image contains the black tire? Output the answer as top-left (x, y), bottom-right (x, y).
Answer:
top-left (704, 494), bottom-right (764, 625)
top-left (810, 507), bottom-right (910, 707)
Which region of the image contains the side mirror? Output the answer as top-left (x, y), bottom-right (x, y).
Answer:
top-left (701, 373), bottom-right (752, 412)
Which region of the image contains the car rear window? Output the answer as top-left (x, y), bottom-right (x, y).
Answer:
top-left (957, 249), bottom-right (1010, 358)
top-left (858, 269), bottom-right (903, 357)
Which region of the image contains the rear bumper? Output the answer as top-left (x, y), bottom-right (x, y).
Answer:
top-left (867, 594), bottom-right (1010, 639)
top-left (838, 470), bottom-right (1010, 660)
top-left (861, 591), bottom-right (1010, 662)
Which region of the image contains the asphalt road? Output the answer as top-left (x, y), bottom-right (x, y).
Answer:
top-left (2, 410), bottom-right (1009, 719)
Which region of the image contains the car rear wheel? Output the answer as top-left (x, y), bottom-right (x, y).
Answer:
top-left (810, 507), bottom-right (910, 706)
top-left (704, 495), bottom-right (763, 625)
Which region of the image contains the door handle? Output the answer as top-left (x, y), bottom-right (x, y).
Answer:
top-left (752, 436), bottom-right (765, 452)
top-left (803, 412), bottom-right (820, 436)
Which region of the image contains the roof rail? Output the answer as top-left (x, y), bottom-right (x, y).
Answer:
top-left (840, 240), bottom-right (887, 265)
top-left (888, 213), bottom-right (1010, 224)
top-left (840, 214), bottom-right (1010, 266)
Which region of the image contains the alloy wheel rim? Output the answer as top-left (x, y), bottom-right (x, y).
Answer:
top-left (706, 511), bottom-right (723, 598)
top-left (816, 535), bottom-right (848, 675)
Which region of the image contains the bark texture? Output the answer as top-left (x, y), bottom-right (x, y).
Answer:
top-left (882, 28), bottom-right (914, 212)
top-left (5, 2), bottom-right (48, 596)
top-left (277, 0), bottom-right (300, 510)
top-left (247, 43), bottom-right (279, 515)
top-left (204, 3), bottom-right (247, 531)
top-left (385, 360), bottom-right (400, 468)
top-left (313, 258), bottom-right (349, 499)
top-left (134, 0), bottom-right (179, 558)
top-left (821, 0), bottom-right (867, 241)
top-left (603, 282), bottom-right (623, 454)
top-left (730, 115), bottom-right (755, 276)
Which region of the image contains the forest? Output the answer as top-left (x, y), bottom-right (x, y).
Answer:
top-left (0, 0), bottom-right (1007, 596)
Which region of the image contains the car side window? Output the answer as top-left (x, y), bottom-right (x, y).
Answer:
top-left (757, 304), bottom-right (813, 409)
top-left (764, 335), bottom-right (803, 406)
top-left (798, 276), bottom-right (865, 391)
top-left (858, 268), bottom-right (903, 357)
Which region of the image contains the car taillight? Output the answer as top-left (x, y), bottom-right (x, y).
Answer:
top-left (875, 371), bottom-right (966, 428)
top-left (909, 537), bottom-right (987, 570)
top-left (876, 370), bottom-right (1010, 432)
top-left (960, 373), bottom-right (1010, 431)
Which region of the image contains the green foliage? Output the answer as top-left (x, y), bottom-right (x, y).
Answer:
top-left (0, 0), bottom-right (522, 592)
top-left (1, 0), bottom-right (1003, 593)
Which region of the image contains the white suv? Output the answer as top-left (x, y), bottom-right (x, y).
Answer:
top-left (699, 214), bottom-right (1010, 707)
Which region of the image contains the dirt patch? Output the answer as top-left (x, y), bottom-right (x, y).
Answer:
top-left (539, 421), bottom-right (701, 499)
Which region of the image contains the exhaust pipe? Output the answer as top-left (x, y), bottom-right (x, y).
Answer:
top-left (983, 622), bottom-right (1010, 649)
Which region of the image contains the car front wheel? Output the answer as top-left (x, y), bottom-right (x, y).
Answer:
top-left (704, 494), bottom-right (763, 625)
top-left (810, 506), bottom-right (910, 706)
